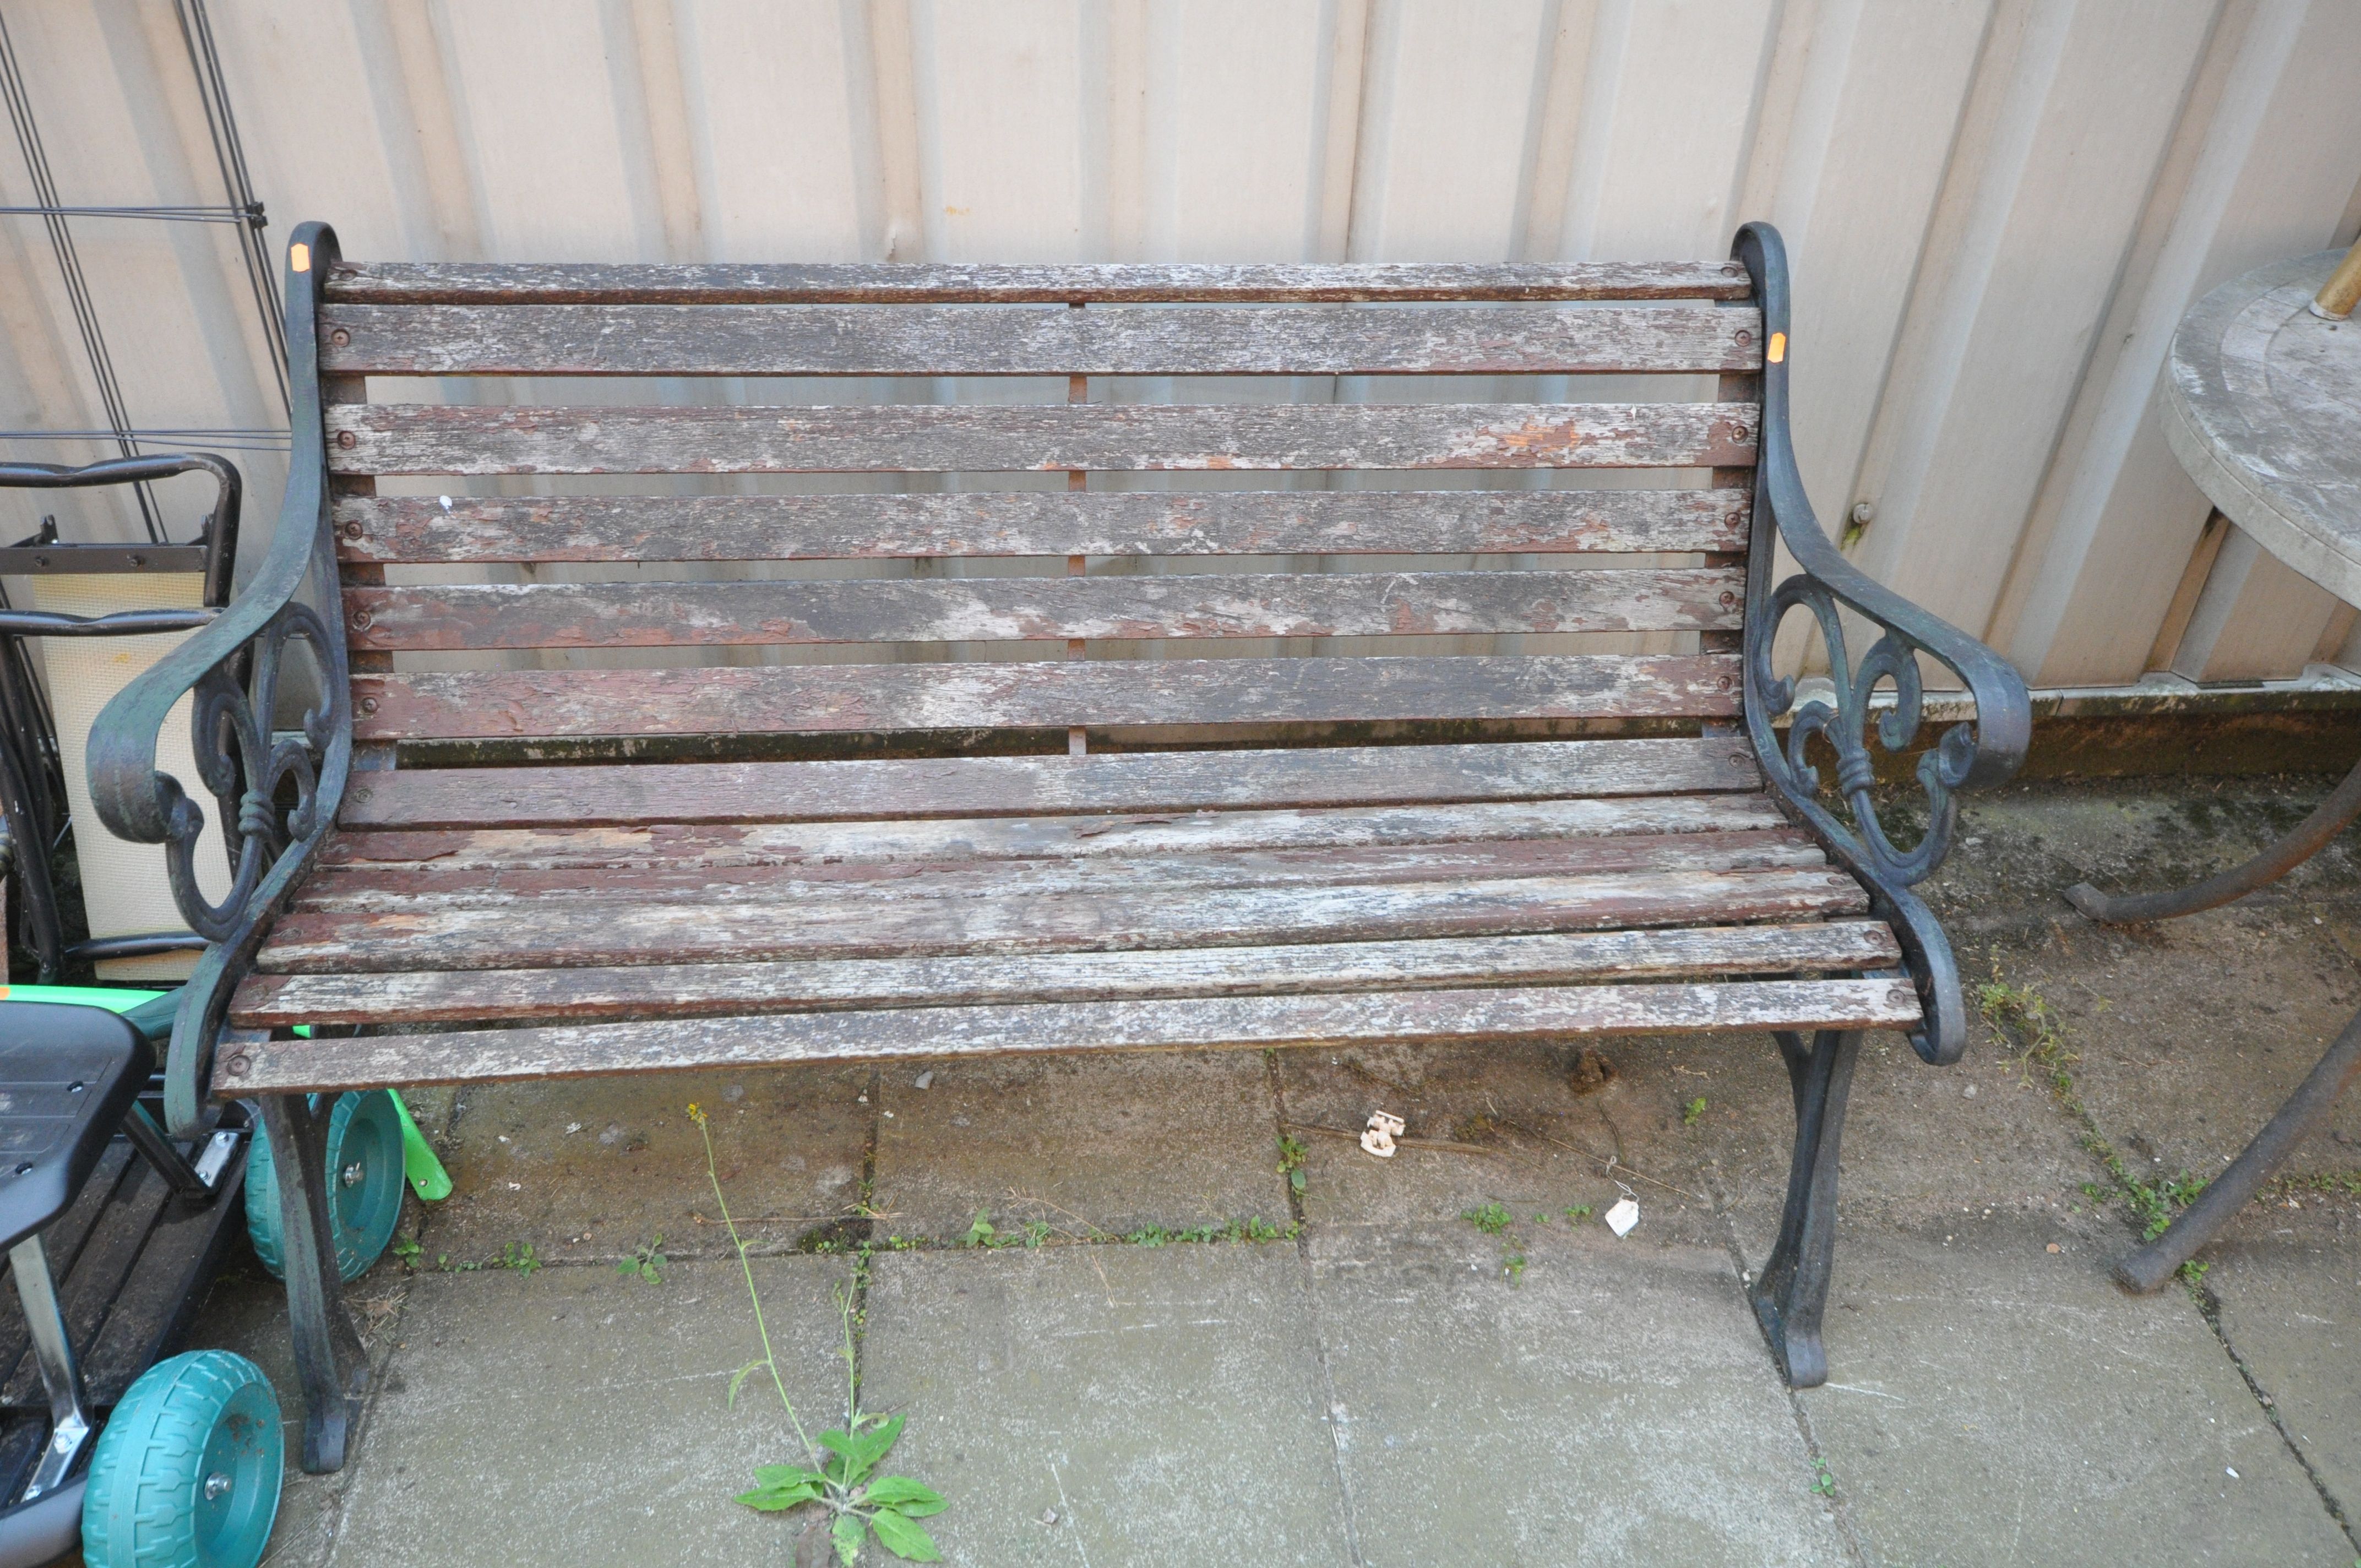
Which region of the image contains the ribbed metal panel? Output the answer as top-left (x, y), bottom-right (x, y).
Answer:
top-left (0, 0), bottom-right (2355, 686)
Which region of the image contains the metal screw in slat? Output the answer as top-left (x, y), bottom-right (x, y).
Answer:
top-left (1719, 591), bottom-right (1737, 607)
top-left (344, 521), bottom-right (363, 538)
top-left (1716, 676), bottom-right (1732, 690)
top-left (352, 610), bottom-right (372, 629)
top-left (1734, 330), bottom-right (1753, 345)
top-left (329, 328), bottom-right (350, 346)
top-left (360, 698), bottom-right (378, 715)
top-left (336, 431), bottom-right (356, 449)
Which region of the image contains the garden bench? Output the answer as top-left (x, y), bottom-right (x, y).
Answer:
top-left (85, 221), bottom-right (2028, 1472)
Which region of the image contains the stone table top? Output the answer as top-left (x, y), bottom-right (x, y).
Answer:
top-left (2165, 248), bottom-right (2361, 609)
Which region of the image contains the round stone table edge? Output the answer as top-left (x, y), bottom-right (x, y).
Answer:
top-left (2163, 372), bottom-right (2361, 613)
top-left (2164, 249), bottom-right (2361, 612)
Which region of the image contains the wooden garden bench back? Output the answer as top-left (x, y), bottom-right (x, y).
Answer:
top-left (318, 258), bottom-right (1764, 747)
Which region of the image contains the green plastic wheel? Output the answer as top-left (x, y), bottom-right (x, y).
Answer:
top-left (81, 1349), bottom-right (282, 1568)
top-left (244, 1090), bottom-right (406, 1282)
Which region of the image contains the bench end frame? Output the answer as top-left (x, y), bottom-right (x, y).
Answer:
top-left (1734, 221), bottom-right (2032, 1066)
top-left (84, 221), bottom-right (355, 1137)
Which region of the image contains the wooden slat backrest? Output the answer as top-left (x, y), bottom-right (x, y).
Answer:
top-left (319, 260), bottom-right (1762, 749)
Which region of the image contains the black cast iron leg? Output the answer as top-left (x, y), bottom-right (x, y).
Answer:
top-left (2115, 1002), bottom-right (2361, 1292)
top-left (1749, 1029), bottom-right (1863, 1390)
top-left (260, 1093), bottom-right (368, 1472)
top-left (2067, 750), bottom-right (2361, 924)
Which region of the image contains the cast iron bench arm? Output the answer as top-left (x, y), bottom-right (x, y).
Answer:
top-left (84, 222), bottom-right (352, 1135)
top-left (1733, 222), bottom-right (2032, 1066)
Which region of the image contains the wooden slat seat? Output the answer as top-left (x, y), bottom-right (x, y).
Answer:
top-left (226, 738), bottom-right (1912, 1090)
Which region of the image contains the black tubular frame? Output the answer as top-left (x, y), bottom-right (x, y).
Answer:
top-left (1733, 222), bottom-right (2031, 1066)
top-left (86, 222), bottom-right (351, 1137)
top-left (0, 453), bottom-right (241, 981)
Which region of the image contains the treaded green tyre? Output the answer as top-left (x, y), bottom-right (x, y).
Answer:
top-left (244, 1090), bottom-right (406, 1282)
top-left (81, 1349), bottom-right (282, 1568)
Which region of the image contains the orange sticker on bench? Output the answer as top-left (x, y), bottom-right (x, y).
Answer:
top-left (1766, 331), bottom-right (1786, 364)
top-left (290, 242), bottom-right (310, 273)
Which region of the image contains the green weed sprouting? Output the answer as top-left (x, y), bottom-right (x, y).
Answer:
top-left (1682, 1096), bottom-right (1707, 1128)
top-left (1461, 1202), bottom-right (1513, 1235)
top-left (1977, 967), bottom-right (2212, 1285)
top-left (1277, 1134), bottom-right (1308, 1194)
top-left (693, 1103), bottom-right (945, 1564)
top-left (616, 1235), bottom-right (667, 1283)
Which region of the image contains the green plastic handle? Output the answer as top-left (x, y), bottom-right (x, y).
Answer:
top-left (0, 982), bottom-right (165, 1012)
top-left (391, 1094), bottom-right (453, 1202)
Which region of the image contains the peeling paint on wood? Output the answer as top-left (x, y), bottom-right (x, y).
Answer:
top-left (253, 865), bottom-right (1867, 972)
top-left (322, 794), bottom-right (1790, 872)
top-left (288, 829), bottom-right (1828, 912)
top-left (217, 978), bottom-right (1918, 1093)
top-left (333, 487), bottom-right (1752, 565)
top-left (321, 259), bottom-right (1754, 305)
top-left (344, 567), bottom-right (1747, 651)
top-left (317, 303), bottom-right (1762, 377)
top-left (349, 654), bottom-right (1744, 740)
top-left (336, 737), bottom-right (1764, 829)
top-left (323, 401), bottom-right (1758, 476)
top-left (230, 921), bottom-right (1903, 1029)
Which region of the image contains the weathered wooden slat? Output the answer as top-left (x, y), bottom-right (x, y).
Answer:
top-left (350, 654), bottom-right (1743, 741)
top-left (322, 259), bottom-right (1754, 305)
top-left (345, 567), bottom-right (1745, 652)
top-left (324, 402), bottom-right (1756, 476)
top-left (290, 829), bottom-right (1827, 913)
top-left (231, 920), bottom-right (1904, 1028)
top-left (254, 866), bottom-right (1865, 972)
top-left (338, 737), bottom-right (1762, 829)
top-left (216, 977), bottom-right (1918, 1094)
top-left (318, 303), bottom-right (1762, 377)
top-left (323, 794), bottom-right (1789, 872)
top-left (335, 487), bottom-right (1751, 565)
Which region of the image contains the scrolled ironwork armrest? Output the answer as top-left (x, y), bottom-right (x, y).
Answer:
top-left (84, 222), bottom-right (353, 1134)
top-left (1733, 223), bottom-right (2032, 1066)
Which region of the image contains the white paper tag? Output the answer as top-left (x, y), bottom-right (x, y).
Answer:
top-left (1604, 1197), bottom-right (1640, 1237)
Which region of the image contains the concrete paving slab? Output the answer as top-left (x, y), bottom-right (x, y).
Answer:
top-left (1991, 910), bottom-right (2361, 1187)
top-left (426, 1069), bottom-right (873, 1266)
top-left (1787, 1223), bottom-right (2353, 1567)
top-left (175, 1253), bottom-right (412, 1568)
top-left (870, 1050), bottom-right (1285, 1243)
top-left (323, 1257), bottom-right (852, 1568)
top-left (1276, 1037), bottom-right (1721, 1239)
top-left (1306, 1221), bottom-right (1848, 1566)
top-left (859, 1242), bottom-right (1352, 1566)
top-left (2207, 1204), bottom-right (2361, 1525)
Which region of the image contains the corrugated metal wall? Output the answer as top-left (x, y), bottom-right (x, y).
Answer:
top-left (3, 0), bottom-right (2358, 689)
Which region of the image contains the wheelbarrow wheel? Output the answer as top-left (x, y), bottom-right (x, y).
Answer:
top-left (81, 1349), bottom-right (283, 1568)
top-left (245, 1090), bottom-right (406, 1282)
